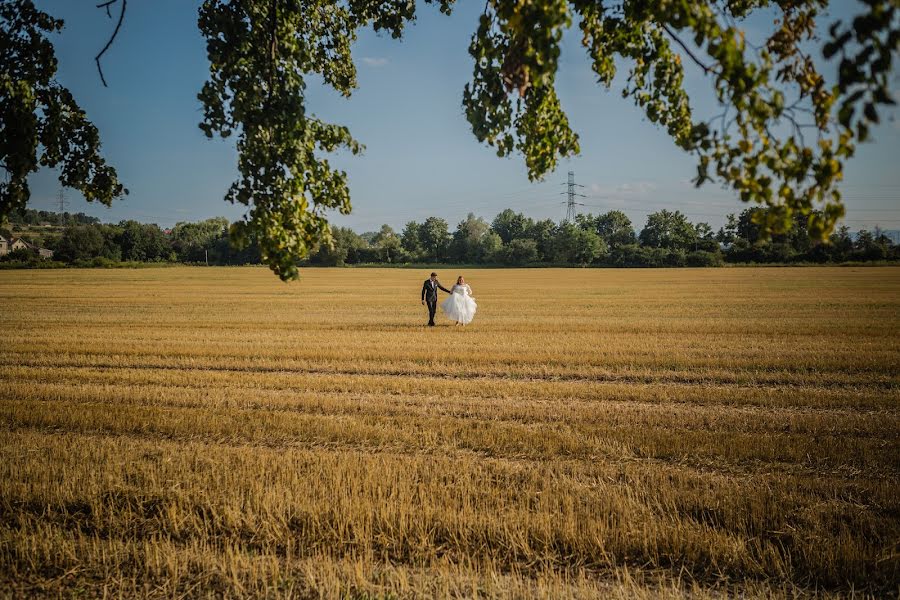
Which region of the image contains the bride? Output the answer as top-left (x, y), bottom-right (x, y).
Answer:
top-left (441, 276), bottom-right (477, 326)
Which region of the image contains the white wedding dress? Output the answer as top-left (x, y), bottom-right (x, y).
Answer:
top-left (441, 284), bottom-right (477, 324)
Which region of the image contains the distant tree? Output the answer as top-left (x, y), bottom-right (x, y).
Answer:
top-left (9, 208), bottom-right (37, 225)
top-left (76, 212), bottom-right (100, 226)
top-left (873, 227), bottom-right (895, 258)
top-left (342, 228), bottom-right (374, 264)
top-left (371, 224), bottom-right (395, 246)
top-left (0, 247), bottom-right (35, 263)
top-left (723, 207), bottom-right (828, 262)
top-left (479, 232), bottom-right (503, 263)
top-left (170, 217), bottom-right (228, 262)
top-left (686, 250), bottom-right (723, 267)
top-left (578, 211), bottom-right (636, 249)
top-left (309, 226), bottom-right (364, 266)
top-left (827, 225), bottom-right (854, 262)
top-left (735, 208), bottom-right (767, 245)
top-left (785, 211), bottom-right (821, 256)
top-left (716, 214), bottom-right (739, 245)
top-left (854, 229), bottom-right (876, 257)
top-left (419, 217), bottom-right (451, 261)
top-left (639, 210), bottom-right (697, 250)
top-left (401, 221), bottom-right (424, 258)
top-left (610, 244), bottom-right (674, 268)
top-left (553, 223), bottom-right (606, 265)
top-left (574, 214), bottom-right (594, 230)
top-left (372, 224), bottom-right (403, 263)
top-left (693, 222), bottom-right (719, 252)
top-left (608, 243), bottom-right (641, 267)
top-left (311, 227), bottom-right (371, 264)
top-left (724, 238), bottom-right (756, 263)
top-left (765, 241), bottom-right (796, 263)
top-left (6, 208), bottom-right (100, 227)
top-left (500, 238), bottom-right (539, 265)
top-left (55, 225), bottom-right (105, 262)
top-left (309, 241), bottom-right (347, 266)
top-left (211, 234), bottom-right (260, 265)
top-left (117, 221), bottom-right (170, 262)
top-left (491, 209), bottom-right (532, 244)
top-left (450, 213), bottom-right (491, 263)
top-left (98, 224), bottom-right (123, 261)
top-left (524, 218), bottom-right (557, 261)
top-left (358, 231), bottom-right (378, 245)
top-left (853, 229), bottom-right (889, 261)
top-left (665, 248), bottom-right (688, 267)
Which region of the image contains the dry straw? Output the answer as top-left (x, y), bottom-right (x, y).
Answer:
top-left (1, 266), bottom-right (898, 598)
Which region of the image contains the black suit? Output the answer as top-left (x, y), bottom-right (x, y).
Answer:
top-left (421, 279), bottom-right (451, 326)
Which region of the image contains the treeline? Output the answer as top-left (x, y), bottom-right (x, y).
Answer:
top-left (315, 208), bottom-right (899, 266)
top-left (3, 207), bottom-right (898, 268)
top-left (2, 213), bottom-right (258, 266)
top-left (7, 208), bottom-right (100, 227)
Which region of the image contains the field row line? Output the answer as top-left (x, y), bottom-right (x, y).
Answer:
top-left (2, 354), bottom-right (897, 390)
top-left (4, 381), bottom-right (898, 438)
top-left (4, 398), bottom-right (897, 478)
top-left (5, 317), bottom-right (897, 337)
top-left (4, 364), bottom-right (899, 411)
top-left (3, 425), bottom-right (887, 494)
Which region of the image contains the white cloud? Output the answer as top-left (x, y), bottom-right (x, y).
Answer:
top-left (589, 181), bottom-right (656, 197)
top-left (362, 57), bottom-right (389, 67)
top-left (616, 181), bottom-right (657, 195)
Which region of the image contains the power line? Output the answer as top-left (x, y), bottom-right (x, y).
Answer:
top-left (842, 218), bottom-right (900, 223)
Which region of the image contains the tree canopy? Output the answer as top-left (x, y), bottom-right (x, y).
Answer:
top-left (4, 206), bottom-right (898, 268)
top-left (1, 0), bottom-right (898, 279)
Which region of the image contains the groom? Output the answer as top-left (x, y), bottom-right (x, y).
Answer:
top-left (421, 272), bottom-right (451, 326)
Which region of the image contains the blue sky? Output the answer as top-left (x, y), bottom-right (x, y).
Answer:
top-left (28, 0), bottom-right (900, 233)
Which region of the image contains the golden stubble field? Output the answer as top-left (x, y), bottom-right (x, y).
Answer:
top-left (0, 266), bottom-right (898, 599)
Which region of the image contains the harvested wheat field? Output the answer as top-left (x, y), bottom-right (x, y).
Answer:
top-left (0, 266), bottom-right (898, 598)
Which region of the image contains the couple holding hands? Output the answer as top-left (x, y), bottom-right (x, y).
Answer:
top-left (421, 272), bottom-right (477, 327)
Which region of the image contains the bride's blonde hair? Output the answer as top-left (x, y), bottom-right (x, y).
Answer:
top-left (457, 276), bottom-right (465, 284)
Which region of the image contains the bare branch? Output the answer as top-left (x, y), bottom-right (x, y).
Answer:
top-left (661, 24), bottom-right (719, 75)
top-left (97, 0), bottom-right (115, 18)
top-left (95, 0), bottom-right (127, 87)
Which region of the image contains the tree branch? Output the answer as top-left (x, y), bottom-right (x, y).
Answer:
top-left (97, 0), bottom-right (115, 18)
top-left (661, 24), bottom-right (718, 75)
top-left (268, 0), bottom-right (277, 103)
top-left (95, 0), bottom-right (127, 87)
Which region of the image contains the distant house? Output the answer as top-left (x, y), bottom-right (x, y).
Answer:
top-left (0, 236), bottom-right (53, 259)
top-left (8, 237), bottom-right (28, 253)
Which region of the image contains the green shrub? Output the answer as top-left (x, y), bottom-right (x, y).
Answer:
top-left (686, 250), bottom-right (724, 267)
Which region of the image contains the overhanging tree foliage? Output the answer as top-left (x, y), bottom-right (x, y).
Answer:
top-left (1, 0), bottom-right (897, 280)
top-left (0, 1), bottom-right (126, 220)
